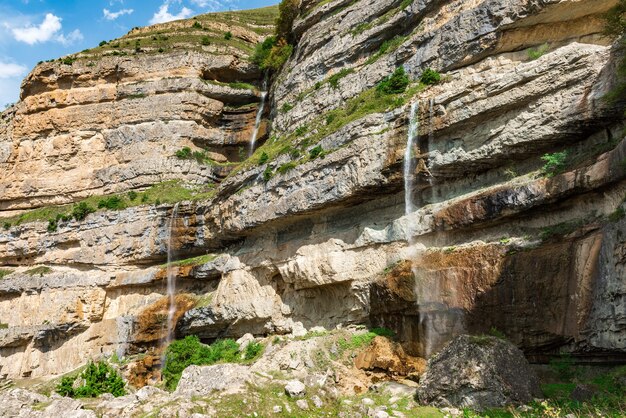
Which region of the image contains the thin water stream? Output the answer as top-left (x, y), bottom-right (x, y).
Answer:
top-left (249, 77), bottom-right (268, 156)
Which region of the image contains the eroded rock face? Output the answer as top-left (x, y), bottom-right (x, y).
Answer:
top-left (0, 0), bottom-right (625, 381)
top-left (416, 335), bottom-right (542, 409)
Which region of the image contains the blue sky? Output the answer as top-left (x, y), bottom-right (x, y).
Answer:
top-left (0, 0), bottom-right (277, 107)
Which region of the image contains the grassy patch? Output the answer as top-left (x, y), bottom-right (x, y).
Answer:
top-left (365, 35), bottom-right (408, 65)
top-left (0, 269), bottom-right (12, 280)
top-left (24, 266), bottom-right (52, 277)
top-left (328, 68), bottom-right (354, 89)
top-left (540, 219), bottom-right (585, 241)
top-left (163, 254), bottom-right (217, 268)
top-left (0, 180), bottom-right (216, 228)
top-left (337, 327), bottom-right (395, 351)
top-left (527, 43), bottom-right (550, 60)
top-left (206, 80), bottom-right (257, 91)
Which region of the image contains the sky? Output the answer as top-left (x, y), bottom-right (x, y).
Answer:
top-left (0, 0), bottom-right (277, 108)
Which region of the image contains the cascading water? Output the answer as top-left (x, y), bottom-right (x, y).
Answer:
top-left (249, 76), bottom-right (268, 156)
top-left (404, 101), bottom-right (419, 215)
top-left (165, 202), bottom-right (180, 347)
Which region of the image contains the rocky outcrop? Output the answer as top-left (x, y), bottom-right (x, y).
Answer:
top-left (416, 335), bottom-right (542, 409)
top-left (0, 0), bottom-right (625, 381)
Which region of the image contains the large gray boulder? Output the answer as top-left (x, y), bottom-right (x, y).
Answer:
top-left (174, 364), bottom-right (251, 397)
top-left (416, 335), bottom-right (541, 410)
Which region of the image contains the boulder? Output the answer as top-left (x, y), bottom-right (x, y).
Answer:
top-left (174, 364), bottom-right (251, 397)
top-left (284, 380), bottom-right (306, 397)
top-left (355, 336), bottom-right (426, 378)
top-left (416, 335), bottom-right (541, 409)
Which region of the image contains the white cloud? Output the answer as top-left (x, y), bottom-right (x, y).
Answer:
top-left (0, 61), bottom-right (27, 79)
top-left (150, 3), bottom-right (193, 25)
top-left (190, 0), bottom-right (238, 10)
top-left (56, 29), bottom-right (84, 46)
top-left (11, 13), bottom-right (61, 45)
top-left (103, 8), bottom-right (134, 21)
top-left (9, 13), bottom-right (83, 46)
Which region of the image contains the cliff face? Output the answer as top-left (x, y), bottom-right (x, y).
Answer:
top-left (0, 0), bottom-right (625, 381)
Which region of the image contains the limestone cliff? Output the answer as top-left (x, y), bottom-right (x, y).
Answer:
top-left (0, 0), bottom-right (625, 381)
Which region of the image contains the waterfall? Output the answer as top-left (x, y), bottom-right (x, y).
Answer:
top-left (249, 76), bottom-right (268, 156)
top-left (165, 202), bottom-right (180, 346)
top-left (404, 101), bottom-right (419, 215)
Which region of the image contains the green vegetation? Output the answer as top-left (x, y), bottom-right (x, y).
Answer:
top-left (541, 151), bottom-right (568, 177)
top-left (127, 191), bottom-right (138, 201)
top-left (192, 21), bottom-right (203, 29)
top-left (540, 219), bottom-right (584, 241)
top-left (276, 0), bottom-right (299, 43)
top-left (0, 180), bottom-right (216, 229)
top-left (527, 43), bottom-right (550, 60)
top-left (609, 206), bottom-right (625, 222)
top-left (550, 354), bottom-right (578, 380)
top-left (162, 254), bottom-right (217, 268)
top-left (277, 161), bottom-right (297, 174)
top-left (376, 67), bottom-right (410, 95)
top-left (337, 327), bottom-right (395, 351)
top-left (280, 102), bottom-right (294, 113)
top-left (56, 361), bottom-right (125, 398)
top-left (0, 323), bottom-right (7, 329)
top-left (309, 145), bottom-right (325, 160)
top-left (263, 165), bottom-right (274, 182)
top-left (163, 335), bottom-right (264, 391)
top-left (224, 31), bottom-right (233, 40)
top-left (205, 79), bottom-right (257, 90)
top-left (365, 35), bottom-right (408, 65)
top-left (24, 266), bottom-right (52, 277)
top-left (254, 37), bottom-right (293, 71)
top-left (201, 36), bottom-right (211, 46)
top-left (328, 68), bottom-right (354, 89)
top-left (0, 269), bottom-right (12, 279)
top-left (98, 196), bottom-right (126, 210)
top-left (258, 151), bottom-right (269, 165)
top-left (420, 68), bottom-right (441, 85)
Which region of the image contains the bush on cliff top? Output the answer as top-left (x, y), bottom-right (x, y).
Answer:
top-left (56, 361), bottom-right (125, 398)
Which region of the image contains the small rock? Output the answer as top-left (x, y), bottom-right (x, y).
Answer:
top-left (236, 333), bottom-right (255, 352)
top-left (391, 411), bottom-right (405, 418)
top-left (304, 373), bottom-right (327, 388)
top-left (309, 326), bottom-right (327, 333)
top-left (285, 380), bottom-right (306, 397)
top-left (570, 384), bottom-right (595, 402)
top-left (291, 322), bottom-right (307, 338)
top-left (311, 395), bottom-right (323, 408)
top-left (440, 407), bottom-right (462, 416)
top-left (373, 410), bottom-right (389, 418)
top-left (518, 405), bottom-right (532, 412)
top-left (135, 385), bottom-right (166, 402)
top-left (362, 398), bottom-right (375, 406)
top-left (296, 399), bottom-right (309, 410)
top-left (272, 405), bottom-right (282, 413)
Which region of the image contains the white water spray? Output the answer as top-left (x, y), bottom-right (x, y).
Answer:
top-left (404, 101), bottom-right (419, 215)
top-left (249, 77), bottom-right (268, 156)
top-left (165, 202), bottom-right (180, 346)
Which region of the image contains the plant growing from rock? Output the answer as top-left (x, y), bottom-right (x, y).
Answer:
top-left (258, 152), bottom-right (269, 165)
top-left (527, 43), bottom-right (550, 60)
top-left (71, 202), bottom-right (96, 221)
top-left (263, 165), bottom-right (274, 182)
top-left (56, 361), bottom-right (125, 398)
top-left (541, 151), bottom-right (568, 177)
top-left (376, 67), bottom-right (410, 95)
top-left (224, 31), bottom-right (233, 40)
top-left (420, 68), bottom-right (441, 85)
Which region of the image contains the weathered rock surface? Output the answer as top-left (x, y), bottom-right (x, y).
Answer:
top-left (0, 0), bottom-right (624, 382)
top-left (416, 335), bottom-right (542, 409)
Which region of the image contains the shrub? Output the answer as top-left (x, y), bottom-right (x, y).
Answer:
top-left (163, 336), bottom-right (240, 391)
top-left (252, 36), bottom-right (276, 67)
top-left (99, 41), bottom-right (107, 47)
top-left (281, 102), bottom-right (293, 113)
top-left (253, 36), bottom-right (293, 71)
top-left (295, 125), bottom-right (308, 136)
top-left (56, 361), bottom-right (125, 398)
top-left (201, 36), bottom-right (210, 46)
top-left (47, 219), bottom-right (58, 232)
top-left (309, 145), bottom-right (324, 160)
top-left (176, 147), bottom-right (193, 159)
top-left (328, 68), bottom-right (354, 89)
top-left (127, 191), bottom-right (138, 201)
top-left (278, 161), bottom-right (297, 174)
top-left (376, 67), bottom-right (410, 95)
top-left (2, 222), bottom-right (9, 230)
top-left (420, 68), bottom-right (441, 85)
top-left (98, 196), bottom-right (125, 210)
top-left (263, 166), bottom-right (273, 182)
top-left (276, 0), bottom-right (299, 43)
top-left (224, 31), bottom-right (233, 40)
top-left (72, 202), bottom-right (95, 221)
top-left (258, 152), bottom-right (269, 165)
top-left (244, 342), bottom-right (263, 360)
top-left (541, 151), bottom-right (568, 177)
top-left (192, 21), bottom-right (202, 29)
top-left (61, 57), bottom-right (75, 65)
top-left (158, 48), bottom-right (164, 53)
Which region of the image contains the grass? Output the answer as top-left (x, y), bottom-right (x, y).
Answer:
top-left (162, 254), bottom-right (217, 268)
top-left (0, 269), bottom-right (12, 280)
top-left (240, 81), bottom-right (426, 176)
top-left (24, 266), bottom-right (52, 277)
top-left (0, 180), bottom-right (216, 228)
top-left (206, 80), bottom-right (257, 91)
top-left (540, 219), bottom-right (585, 241)
top-left (337, 327), bottom-right (395, 351)
top-left (527, 43), bottom-right (550, 60)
